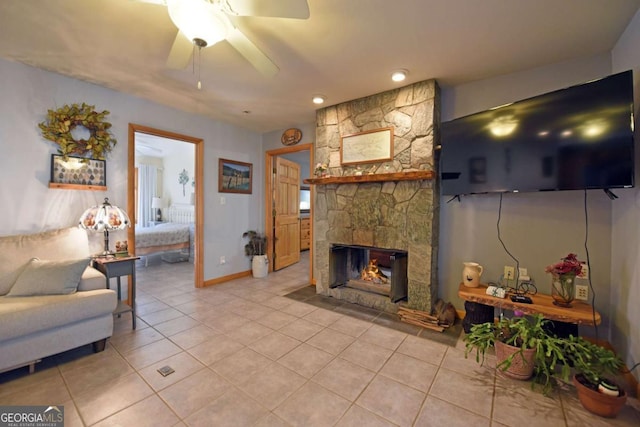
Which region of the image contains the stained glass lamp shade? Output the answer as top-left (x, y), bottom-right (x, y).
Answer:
top-left (79, 198), bottom-right (131, 256)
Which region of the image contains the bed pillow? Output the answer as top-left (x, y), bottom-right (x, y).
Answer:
top-left (7, 257), bottom-right (89, 297)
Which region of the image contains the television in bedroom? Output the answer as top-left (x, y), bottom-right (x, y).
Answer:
top-left (440, 70), bottom-right (635, 196)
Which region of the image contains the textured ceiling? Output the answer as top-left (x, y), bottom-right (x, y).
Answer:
top-left (0, 0), bottom-right (638, 133)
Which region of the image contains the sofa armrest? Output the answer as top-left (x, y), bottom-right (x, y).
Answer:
top-left (78, 266), bottom-right (106, 291)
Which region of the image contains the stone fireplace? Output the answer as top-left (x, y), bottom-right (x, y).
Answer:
top-left (312, 80), bottom-right (440, 313)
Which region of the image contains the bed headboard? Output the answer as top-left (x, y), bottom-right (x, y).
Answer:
top-left (166, 204), bottom-right (194, 224)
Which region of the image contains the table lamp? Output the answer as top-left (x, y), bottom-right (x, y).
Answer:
top-left (79, 197), bottom-right (131, 256)
top-left (151, 197), bottom-right (164, 221)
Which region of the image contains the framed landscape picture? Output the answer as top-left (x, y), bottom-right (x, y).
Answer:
top-left (218, 158), bottom-right (252, 194)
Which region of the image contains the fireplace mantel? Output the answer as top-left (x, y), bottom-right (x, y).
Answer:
top-left (303, 170), bottom-right (435, 185)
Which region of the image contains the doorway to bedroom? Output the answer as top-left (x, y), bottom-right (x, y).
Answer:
top-left (127, 124), bottom-right (204, 288)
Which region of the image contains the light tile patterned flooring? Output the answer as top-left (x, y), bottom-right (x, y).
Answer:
top-left (1, 252), bottom-right (639, 426)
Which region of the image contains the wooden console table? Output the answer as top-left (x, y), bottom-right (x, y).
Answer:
top-left (458, 283), bottom-right (601, 326)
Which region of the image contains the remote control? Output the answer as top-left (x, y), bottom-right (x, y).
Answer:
top-left (510, 295), bottom-right (533, 304)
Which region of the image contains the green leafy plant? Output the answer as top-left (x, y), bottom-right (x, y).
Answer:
top-left (465, 314), bottom-right (564, 395)
top-left (561, 336), bottom-right (624, 386)
top-left (242, 230), bottom-right (267, 257)
top-left (465, 314), bottom-right (625, 396)
top-left (465, 314), bottom-right (549, 363)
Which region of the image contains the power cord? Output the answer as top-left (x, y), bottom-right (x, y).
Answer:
top-left (583, 189), bottom-right (599, 342)
top-left (624, 362), bottom-right (640, 373)
top-left (497, 193), bottom-right (526, 294)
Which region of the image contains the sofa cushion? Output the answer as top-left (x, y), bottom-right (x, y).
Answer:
top-left (7, 258), bottom-right (89, 297)
top-left (0, 289), bottom-right (117, 341)
top-left (0, 261), bottom-right (29, 297)
top-left (0, 227), bottom-right (91, 295)
top-left (78, 266), bottom-right (107, 291)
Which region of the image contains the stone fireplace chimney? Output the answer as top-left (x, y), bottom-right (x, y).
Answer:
top-left (312, 80), bottom-right (440, 313)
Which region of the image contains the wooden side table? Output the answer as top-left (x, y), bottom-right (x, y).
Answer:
top-left (458, 283), bottom-right (601, 336)
top-left (92, 256), bottom-right (140, 329)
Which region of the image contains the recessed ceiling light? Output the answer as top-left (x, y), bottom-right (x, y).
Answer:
top-left (312, 95), bottom-right (326, 105)
top-left (391, 69), bottom-right (408, 82)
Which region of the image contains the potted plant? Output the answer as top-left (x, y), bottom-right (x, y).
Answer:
top-left (466, 314), bottom-right (628, 415)
top-left (465, 313), bottom-right (552, 382)
top-left (243, 230), bottom-right (268, 278)
top-left (561, 336), bottom-right (627, 418)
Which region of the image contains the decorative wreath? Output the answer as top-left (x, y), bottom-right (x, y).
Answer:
top-left (39, 103), bottom-right (116, 160)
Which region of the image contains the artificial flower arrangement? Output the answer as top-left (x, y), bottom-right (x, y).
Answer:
top-left (314, 162), bottom-right (328, 176)
top-left (545, 253), bottom-right (583, 307)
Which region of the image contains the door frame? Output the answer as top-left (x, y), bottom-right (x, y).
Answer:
top-left (127, 124), bottom-right (205, 288)
top-left (265, 143), bottom-right (314, 284)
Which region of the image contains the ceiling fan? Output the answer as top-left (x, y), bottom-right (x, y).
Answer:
top-left (138, 0), bottom-right (309, 78)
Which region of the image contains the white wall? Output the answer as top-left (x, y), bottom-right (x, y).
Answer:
top-left (162, 146), bottom-right (195, 206)
top-left (439, 53), bottom-right (618, 337)
top-left (611, 8), bottom-right (640, 381)
top-left (0, 58), bottom-right (263, 280)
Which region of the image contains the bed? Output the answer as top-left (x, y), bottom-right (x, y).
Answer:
top-left (135, 204), bottom-right (194, 264)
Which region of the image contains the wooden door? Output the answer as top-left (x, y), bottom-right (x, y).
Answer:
top-left (274, 157), bottom-right (301, 270)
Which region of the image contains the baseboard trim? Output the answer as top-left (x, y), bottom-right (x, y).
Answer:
top-left (203, 270), bottom-right (251, 287)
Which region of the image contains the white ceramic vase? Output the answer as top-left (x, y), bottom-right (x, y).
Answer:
top-left (252, 255), bottom-right (269, 278)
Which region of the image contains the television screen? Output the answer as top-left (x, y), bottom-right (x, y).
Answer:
top-left (440, 71), bottom-right (635, 196)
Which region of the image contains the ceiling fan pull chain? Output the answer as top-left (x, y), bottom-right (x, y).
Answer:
top-left (197, 45), bottom-right (202, 90)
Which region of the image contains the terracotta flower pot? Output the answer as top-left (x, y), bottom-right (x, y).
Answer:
top-left (495, 340), bottom-right (536, 380)
top-left (573, 374), bottom-right (627, 418)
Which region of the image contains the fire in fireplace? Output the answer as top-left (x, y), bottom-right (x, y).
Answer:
top-left (329, 244), bottom-right (408, 302)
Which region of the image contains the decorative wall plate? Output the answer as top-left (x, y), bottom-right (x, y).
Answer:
top-left (281, 128), bottom-right (302, 146)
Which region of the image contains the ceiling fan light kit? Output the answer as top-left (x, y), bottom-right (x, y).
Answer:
top-left (167, 0), bottom-right (229, 47)
top-left (145, 0), bottom-right (310, 88)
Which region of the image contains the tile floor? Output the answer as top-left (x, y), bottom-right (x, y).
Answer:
top-left (1, 252), bottom-right (639, 426)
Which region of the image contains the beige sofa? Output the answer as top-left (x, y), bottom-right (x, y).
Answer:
top-left (0, 227), bottom-right (117, 373)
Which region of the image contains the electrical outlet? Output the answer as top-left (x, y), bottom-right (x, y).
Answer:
top-left (519, 267), bottom-right (528, 277)
top-left (578, 263), bottom-right (589, 279)
top-left (576, 284), bottom-right (589, 300)
top-left (219, 256), bottom-right (226, 265)
top-left (504, 266), bottom-right (515, 280)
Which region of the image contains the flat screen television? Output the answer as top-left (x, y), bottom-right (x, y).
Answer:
top-left (440, 70), bottom-right (635, 196)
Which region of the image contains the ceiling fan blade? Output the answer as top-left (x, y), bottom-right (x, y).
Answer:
top-left (224, 0), bottom-right (309, 19)
top-left (131, 0), bottom-right (166, 4)
top-left (227, 28), bottom-right (279, 77)
top-left (166, 30), bottom-right (193, 69)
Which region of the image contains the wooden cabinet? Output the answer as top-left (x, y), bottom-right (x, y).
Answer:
top-left (300, 218), bottom-right (310, 251)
